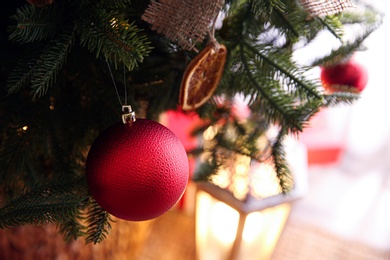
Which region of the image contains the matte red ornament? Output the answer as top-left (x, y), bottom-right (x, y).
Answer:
top-left (320, 59), bottom-right (368, 93)
top-left (86, 119), bottom-right (189, 221)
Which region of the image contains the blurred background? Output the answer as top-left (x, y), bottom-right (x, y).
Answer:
top-left (294, 0), bottom-right (390, 250)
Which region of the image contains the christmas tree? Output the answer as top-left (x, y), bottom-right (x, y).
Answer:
top-left (0, 0), bottom-right (383, 243)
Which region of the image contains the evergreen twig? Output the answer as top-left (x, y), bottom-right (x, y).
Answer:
top-left (0, 178), bottom-right (88, 229)
top-left (317, 15), bottom-right (344, 41)
top-left (271, 127), bottom-right (293, 193)
top-left (6, 46), bottom-right (42, 94)
top-left (85, 198), bottom-right (113, 244)
top-left (31, 26), bottom-right (76, 98)
top-left (78, 10), bottom-right (152, 70)
top-left (323, 92), bottom-right (360, 106)
top-left (9, 4), bottom-right (63, 44)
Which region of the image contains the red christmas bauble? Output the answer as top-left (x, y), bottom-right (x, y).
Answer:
top-left (86, 119), bottom-right (189, 221)
top-left (320, 59), bottom-right (368, 93)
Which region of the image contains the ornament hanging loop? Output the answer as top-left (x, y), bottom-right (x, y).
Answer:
top-left (122, 105), bottom-right (136, 124)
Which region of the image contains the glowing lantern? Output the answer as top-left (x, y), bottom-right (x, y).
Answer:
top-left (195, 138), bottom-right (307, 260)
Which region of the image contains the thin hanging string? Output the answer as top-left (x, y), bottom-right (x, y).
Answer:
top-left (106, 61), bottom-right (135, 124)
top-left (123, 63), bottom-right (127, 105)
top-left (106, 60), bottom-right (127, 106)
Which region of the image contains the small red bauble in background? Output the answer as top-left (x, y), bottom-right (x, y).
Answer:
top-left (320, 59), bottom-right (368, 93)
top-left (86, 119), bottom-right (189, 221)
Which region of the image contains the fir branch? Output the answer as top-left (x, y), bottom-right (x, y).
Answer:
top-left (317, 15), bottom-right (344, 41)
top-left (9, 4), bottom-right (63, 44)
top-left (218, 137), bottom-right (270, 162)
top-left (293, 101), bottom-right (321, 129)
top-left (58, 218), bottom-right (86, 242)
top-left (239, 47), bottom-right (301, 131)
top-left (0, 178), bottom-right (89, 230)
top-left (323, 91), bottom-right (360, 107)
top-left (273, 7), bottom-right (300, 39)
top-left (340, 2), bottom-right (383, 26)
top-left (78, 10), bottom-right (151, 70)
top-left (6, 44), bottom-right (44, 94)
top-left (271, 127), bottom-right (293, 193)
top-left (310, 33), bottom-right (368, 67)
top-left (98, 0), bottom-right (132, 9)
top-left (31, 26), bottom-right (75, 98)
top-left (311, 6), bottom-right (382, 67)
top-left (250, 1), bottom-right (309, 42)
top-left (192, 151), bottom-right (219, 182)
top-left (235, 42), bottom-right (323, 132)
top-left (85, 198), bottom-right (113, 244)
top-left (250, 0), bottom-right (286, 15)
top-left (6, 58), bottom-right (35, 94)
top-left (244, 41), bottom-right (322, 100)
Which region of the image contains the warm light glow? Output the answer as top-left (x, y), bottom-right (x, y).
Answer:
top-left (250, 162), bottom-right (281, 198)
top-left (208, 148), bottom-right (282, 201)
top-left (231, 175), bottom-right (248, 200)
top-left (203, 125), bottom-right (218, 140)
top-left (196, 191), bottom-right (235, 260)
top-left (196, 192), bottom-right (213, 243)
top-left (196, 139), bottom-right (307, 260)
top-left (211, 169), bottom-right (230, 189)
top-left (110, 18), bottom-right (118, 27)
top-left (235, 160), bottom-right (249, 175)
top-left (110, 17), bottom-right (130, 30)
top-left (210, 202), bottom-right (239, 244)
top-left (17, 125), bottom-right (29, 134)
top-left (196, 190), bottom-right (292, 260)
top-left (50, 96), bottom-right (55, 110)
top-left (243, 212), bottom-right (263, 243)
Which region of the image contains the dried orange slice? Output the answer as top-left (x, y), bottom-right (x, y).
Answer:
top-left (179, 42), bottom-right (227, 111)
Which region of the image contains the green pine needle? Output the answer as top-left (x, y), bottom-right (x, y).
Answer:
top-left (9, 4), bottom-right (63, 44)
top-left (0, 179), bottom-right (89, 230)
top-left (271, 127), bottom-right (293, 193)
top-left (30, 27), bottom-right (75, 99)
top-left (234, 42), bottom-right (321, 132)
top-left (323, 91), bottom-right (361, 106)
top-left (6, 51), bottom-right (38, 94)
top-left (78, 10), bottom-right (152, 71)
top-left (58, 218), bottom-right (86, 242)
top-left (317, 15), bottom-right (344, 42)
top-left (85, 198), bottom-right (113, 244)
top-left (250, 0), bottom-right (286, 15)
